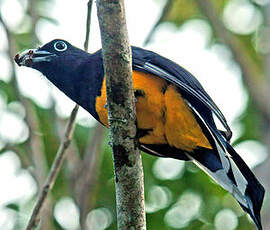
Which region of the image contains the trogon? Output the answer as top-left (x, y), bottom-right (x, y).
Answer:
top-left (15, 39), bottom-right (265, 230)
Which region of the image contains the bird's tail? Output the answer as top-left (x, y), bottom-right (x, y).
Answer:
top-left (185, 103), bottom-right (265, 230)
top-left (187, 138), bottom-right (264, 230)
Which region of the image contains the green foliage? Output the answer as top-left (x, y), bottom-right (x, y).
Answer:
top-left (0, 81), bottom-right (16, 102)
top-left (165, 0), bottom-right (229, 27)
top-left (6, 203), bottom-right (20, 212)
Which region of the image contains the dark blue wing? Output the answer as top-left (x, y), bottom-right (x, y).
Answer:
top-left (131, 46), bottom-right (232, 140)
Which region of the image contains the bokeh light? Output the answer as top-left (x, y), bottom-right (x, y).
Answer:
top-left (0, 110), bottom-right (29, 144)
top-left (0, 208), bottom-right (17, 230)
top-left (54, 197), bottom-right (80, 230)
top-left (214, 209), bottom-right (238, 230)
top-left (153, 158), bottom-right (185, 180)
top-left (0, 24), bottom-right (8, 50)
top-left (8, 101), bottom-right (26, 119)
top-left (164, 191), bottom-right (202, 228)
top-left (223, 0), bottom-right (262, 35)
top-left (0, 0), bottom-right (26, 30)
top-left (16, 67), bottom-right (52, 109)
top-left (145, 185), bottom-right (172, 213)
top-left (234, 140), bottom-right (268, 168)
top-left (86, 208), bottom-right (113, 230)
top-left (0, 151), bottom-right (37, 206)
top-left (0, 53), bottom-right (12, 82)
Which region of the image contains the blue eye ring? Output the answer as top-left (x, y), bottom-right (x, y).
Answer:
top-left (54, 41), bottom-right (67, 52)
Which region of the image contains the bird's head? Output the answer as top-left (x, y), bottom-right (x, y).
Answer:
top-left (14, 39), bottom-right (90, 80)
top-left (14, 39), bottom-right (104, 117)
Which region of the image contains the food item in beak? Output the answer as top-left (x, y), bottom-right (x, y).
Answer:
top-left (14, 49), bottom-right (34, 67)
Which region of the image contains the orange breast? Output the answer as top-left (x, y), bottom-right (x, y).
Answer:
top-left (95, 71), bottom-right (211, 152)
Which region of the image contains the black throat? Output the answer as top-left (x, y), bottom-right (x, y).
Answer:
top-left (41, 50), bottom-right (105, 120)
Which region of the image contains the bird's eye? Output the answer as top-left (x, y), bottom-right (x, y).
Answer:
top-left (54, 41), bottom-right (67, 52)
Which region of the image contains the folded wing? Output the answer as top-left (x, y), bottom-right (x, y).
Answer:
top-left (132, 46), bottom-right (264, 230)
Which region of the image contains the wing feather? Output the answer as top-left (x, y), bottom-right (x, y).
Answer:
top-left (132, 46), bottom-right (232, 139)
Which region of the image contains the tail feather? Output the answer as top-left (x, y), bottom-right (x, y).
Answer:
top-left (189, 145), bottom-right (264, 229)
top-left (188, 104), bottom-right (265, 230)
top-left (226, 144), bottom-right (264, 230)
top-left (188, 139), bottom-right (264, 230)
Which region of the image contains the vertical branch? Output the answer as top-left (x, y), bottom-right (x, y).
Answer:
top-left (96, 0), bottom-right (146, 229)
top-left (74, 0), bottom-right (104, 214)
top-left (84, 0), bottom-right (93, 51)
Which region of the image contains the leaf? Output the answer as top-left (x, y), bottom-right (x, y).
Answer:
top-left (6, 203), bottom-right (19, 212)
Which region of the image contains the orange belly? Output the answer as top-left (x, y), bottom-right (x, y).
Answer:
top-left (95, 71), bottom-right (211, 152)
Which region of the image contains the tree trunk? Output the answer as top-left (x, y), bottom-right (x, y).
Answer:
top-left (96, 0), bottom-right (146, 229)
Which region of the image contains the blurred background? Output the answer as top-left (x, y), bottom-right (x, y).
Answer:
top-left (0, 0), bottom-right (269, 229)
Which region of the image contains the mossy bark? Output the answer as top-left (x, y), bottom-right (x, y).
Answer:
top-left (96, 1), bottom-right (146, 229)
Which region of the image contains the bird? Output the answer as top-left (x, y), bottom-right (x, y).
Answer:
top-left (15, 39), bottom-right (264, 229)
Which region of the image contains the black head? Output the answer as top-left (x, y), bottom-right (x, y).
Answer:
top-left (14, 39), bottom-right (104, 119)
top-left (15, 39), bottom-right (90, 79)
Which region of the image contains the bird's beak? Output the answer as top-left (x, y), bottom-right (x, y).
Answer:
top-left (14, 49), bottom-right (57, 67)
